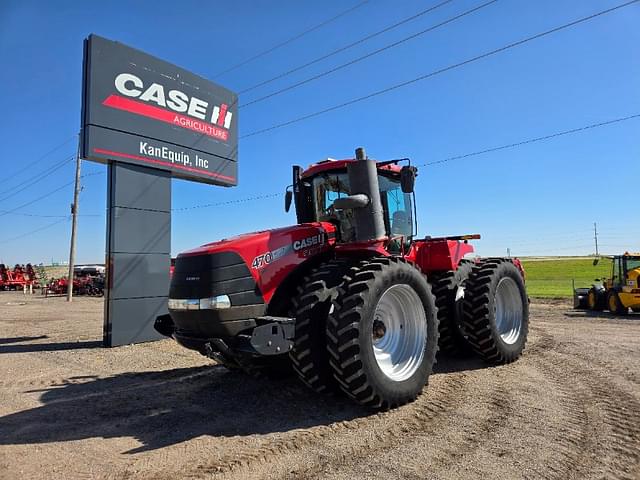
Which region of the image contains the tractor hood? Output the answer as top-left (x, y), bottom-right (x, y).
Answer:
top-left (175, 222), bottom-right (337, 304)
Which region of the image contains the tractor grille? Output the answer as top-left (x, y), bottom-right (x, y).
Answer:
top-left (169, 252), bottom-right (263, 306)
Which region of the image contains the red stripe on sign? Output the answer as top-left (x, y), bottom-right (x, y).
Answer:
top-left (93, 147), bottom-right (235, 182)
top-left (217, 103), bottom-right (228, 126)
top-left (102, 95), bottom-right (229, 142)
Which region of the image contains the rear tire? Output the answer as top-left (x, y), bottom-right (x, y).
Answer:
top-left (290, 260), bottom-right (353, 393)
top-left (462, 259), bottom-right (528, 364)
top-left (431, 259), bottom-right (474, 355)
top-left (327, 257), bottom-right (438, 409)
top-left (606, 291), bottom-right (628, 315)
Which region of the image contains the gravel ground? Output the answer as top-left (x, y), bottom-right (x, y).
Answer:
top-left (0, 291), bottom-right (639, 480)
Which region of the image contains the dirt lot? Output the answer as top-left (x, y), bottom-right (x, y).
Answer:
top-left (0, 292), bottom-right (639, 480)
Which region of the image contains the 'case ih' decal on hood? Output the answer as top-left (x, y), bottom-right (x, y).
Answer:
top-left (293, 234), bottom-right (325, 251)
top-left (103, 73), bottom-right (233, 141)
top-left (252, 232), bottom-right (328, 270)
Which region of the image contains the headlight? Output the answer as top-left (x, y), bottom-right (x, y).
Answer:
top-left (199, 295), bottom-right (231, 310)
top-left (168, 295), bottom-right (231, 310)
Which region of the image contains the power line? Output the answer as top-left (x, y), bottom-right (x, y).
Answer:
top-left (238, 0), bottom-right (456, 95)
top-left (0, 155), bottom-right (75, 202)
top-left (0, 210), bottom-right (102, 219)
top-left (0, 217), bottom-right (69, 244)
top-left (7, 112), bottom-right (636, 221)
top-left (7, 116), bottom-right (638, 224)
top-left (420, 113), bottom-right (640, 167)
top-left (240, 0), bottom-right (496, 108)
top-left (0, 182), bottom-right (75, 218)
top-left (0, 172), bottom-right (103, 219)
top-left (172, 192), bottom-right (282, 212)
top-left (0, 212), bottom-right (67, 218)
top-left (176, 113), bottom-right (639, 214)
top-left (213, 0), bottom-right (371, 79)
top-left (0, 135), bottom-right (75, 186)
top-left (242, 0), bottom-right (639, 139)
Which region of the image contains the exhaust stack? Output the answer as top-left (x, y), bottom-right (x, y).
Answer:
top-left (334, 147), bottom-right (386, 242)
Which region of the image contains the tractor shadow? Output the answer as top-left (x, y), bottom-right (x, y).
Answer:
top-left (0, 339), bottom-right (102, 353)
top-left (0, 335), bottom-right (48, 345)
top-left (0, 356), bottom-right (487, 453)
top-left (0, 365), bottom-right (368, 453)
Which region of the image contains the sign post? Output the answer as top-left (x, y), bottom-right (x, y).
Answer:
top-left (80, 35), bottom-right (238, 346)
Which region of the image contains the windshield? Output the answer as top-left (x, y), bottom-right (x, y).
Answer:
top-left (311, 172), bottom-right (413, 243)
top-left (627, 258), bottom-right (640, 270)
top-left (312, 173), bottom-right (355, 241)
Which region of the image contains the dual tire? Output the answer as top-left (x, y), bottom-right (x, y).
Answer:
top-left (290, 256), bottom-right (529, 409)
top-left (431, 259), bottom-right (474, 355)
top-left (461, 259), bottom-right (529, 363)
top-left (326, 257), bottom-right (439, 409)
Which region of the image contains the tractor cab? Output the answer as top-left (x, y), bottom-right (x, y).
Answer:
top-left (286, 148), bottom-right (416, 252)
top-left (607, 254), bottom-right (640, 290)
top-left (608, 253), bottom-right (640, 302)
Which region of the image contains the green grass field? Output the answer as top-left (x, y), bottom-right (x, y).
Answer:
top-left (521, 257), bottom-right (611, 298)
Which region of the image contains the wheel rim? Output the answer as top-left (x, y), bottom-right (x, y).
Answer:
top-left (494, 277), bottom-right (523, 345)
top-left (371, 284), bottom-right (426, 382)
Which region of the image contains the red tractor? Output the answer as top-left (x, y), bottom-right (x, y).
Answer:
top-left (156, 148), bottom-right (528, 408)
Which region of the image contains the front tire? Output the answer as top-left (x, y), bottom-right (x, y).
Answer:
top-left (290, 260), bottom-right (353, 393)
top-left (587, 288), bottom-right (605, 311)
top-left (462, 259), bottom-right (529, 364)
top-left (327, 257), bottom-right (438, 409)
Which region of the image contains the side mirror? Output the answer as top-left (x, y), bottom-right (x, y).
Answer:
top-left (592, 258), bottom-right (599, 266)
top-left (400, 166), bottom-right (417, 193)
top-left (284, 190), bottom-right (293, 212)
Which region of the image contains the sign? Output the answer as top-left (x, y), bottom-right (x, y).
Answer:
top-left (81, 34), bottom-right (237, 186)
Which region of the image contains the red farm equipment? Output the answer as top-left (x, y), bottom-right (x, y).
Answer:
top-left (0, 264), bottom-right (39, 291)
top-left (45, 266), bottom-right (104, 296)
top-left (156, 148), bottom-right (529, 409)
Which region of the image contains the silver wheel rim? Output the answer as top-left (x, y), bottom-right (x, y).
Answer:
top-left (494, 277), bottom-right (523, 345)
top-left (371, 284), bottom-right (426, 382)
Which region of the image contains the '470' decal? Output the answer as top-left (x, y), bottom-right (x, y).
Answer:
top-left (251, 245), bottom-right (291, 269)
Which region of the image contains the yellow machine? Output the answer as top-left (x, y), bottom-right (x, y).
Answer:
top-left (581, 253), bottom-right (640, 314)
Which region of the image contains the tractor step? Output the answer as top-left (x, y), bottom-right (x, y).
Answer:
top-left (249, 316), bottom-right (295, 355)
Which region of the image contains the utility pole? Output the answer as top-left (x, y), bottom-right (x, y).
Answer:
top-left (66, 135), bottom-right (82, 302)
top-left (593, 222), bottom-right (599, 257)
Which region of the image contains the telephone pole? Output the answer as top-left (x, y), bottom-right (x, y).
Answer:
top-left (66, 135), bottom-right (82, 302)
top-left (593, 222), bottom-right (599, 257)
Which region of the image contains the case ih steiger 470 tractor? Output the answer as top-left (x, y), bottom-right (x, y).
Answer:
top-left (156, 148), bottom-right (529, 409)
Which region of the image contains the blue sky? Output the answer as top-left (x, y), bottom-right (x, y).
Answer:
top-left (0, 0), bottom-right (638, 265)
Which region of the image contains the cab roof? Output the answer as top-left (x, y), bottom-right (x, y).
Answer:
top-left (301, 158), bottom-right (402, 179)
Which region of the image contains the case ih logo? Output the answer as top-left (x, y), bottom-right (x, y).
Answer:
top-left (103, 73), bottom-right (233, 142)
